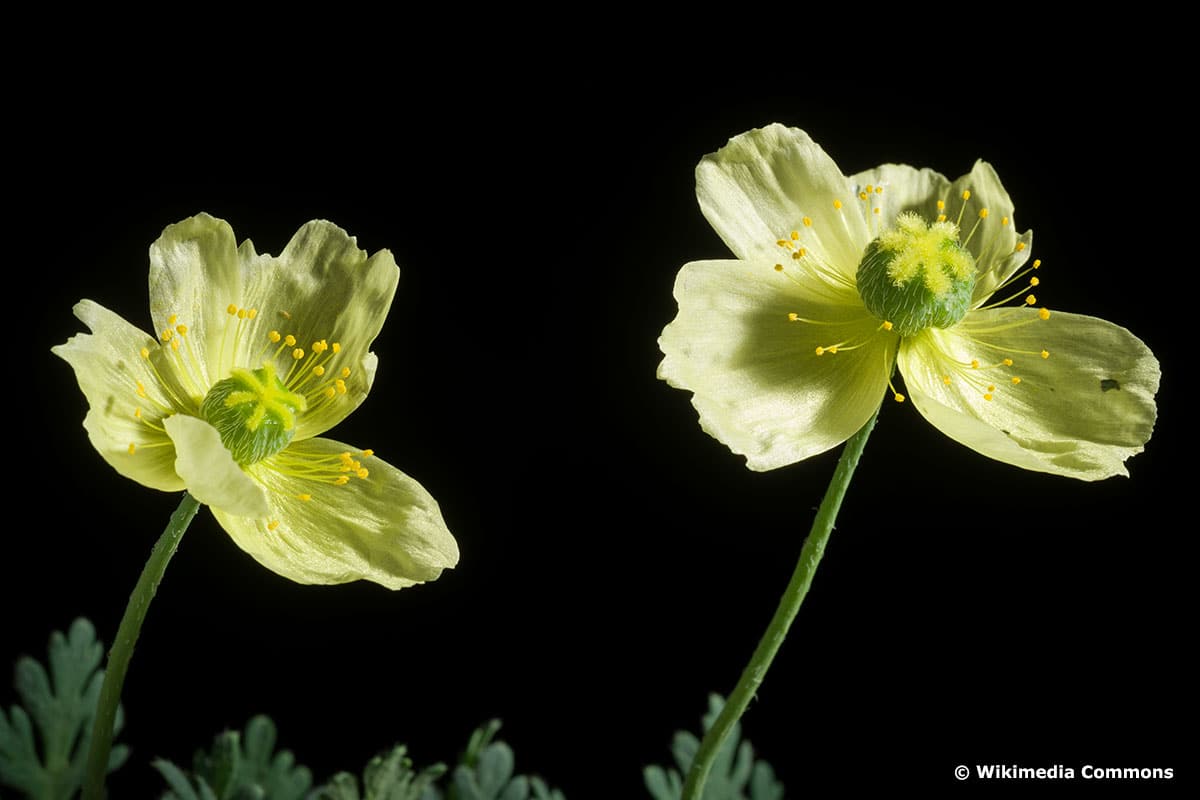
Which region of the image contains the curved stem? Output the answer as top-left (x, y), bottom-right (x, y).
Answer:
top-left (681, 410), bottom-right (879, 800)
top-left (82, 492), bottom-right (202, 800)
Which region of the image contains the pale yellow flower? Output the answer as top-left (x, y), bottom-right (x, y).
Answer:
top-left (659, 125), bottom-right (1159, 480)
top-left (54, 214), bottom-right (459, 588)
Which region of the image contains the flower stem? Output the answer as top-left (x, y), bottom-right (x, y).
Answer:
top-left (82, 491), bottom-right (202, 800)
top-left (681, 410), bottom-right (879, 800)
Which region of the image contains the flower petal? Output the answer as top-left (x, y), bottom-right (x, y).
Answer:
top-left (943, 161), bottom-right (1032, 304)
top-left (163, 414), bottom-right (269, 516)
top-left (847, 163), bottom-right (950, 225)
top-left (898, 309), bottom-right (1160, 480)
top-left (659, 258), bottom-right (896, 470)
top-left (52, 300), bottom-right (185, 491)
top-left (213, 438), bottom-right (459, 589)
top-left (696, 124), bottom-right (866, 281)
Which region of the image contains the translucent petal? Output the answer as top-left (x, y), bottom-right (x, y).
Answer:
top-left (163, 414), bottom-right (269, 516)
top-left (659, 258), bottom-right (896, 470)
top-left (943, 161), bottom-right (1033, 304)
top-left (847, 163), bottom-right (950, 228)
top-left (898, 309), bottom-right (1160, 480)
top-left (696, 124), bottom-right (867, 282)
top-left (51, 300), bottom-right (184, 491)
top-left (213, 438), bottom-right (459, 589)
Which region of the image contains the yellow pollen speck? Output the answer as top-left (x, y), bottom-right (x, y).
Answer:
top-left (312, 365), bottom-right (325, 376)
top-left (1001, 216), bottom-right (1009, 226)
top-left (128, 443), bottom-right (136, 454)
top-left (787, 312), bottom-right (799, 321)
top-left (882, 321), bottom-right (893, 331)
top-left (1041, 350), bottom-right (1050, 359)
top-left (893, 393), bottom-right (905, 403)
top-left (297, 493), bottom-right (312, 502)
top-left (356, 468), bottom-right (369, 479)
top-left (833, 200), bottom-right (843, 209)
top-left (815, 346), bottom-right (825, 356)
top-left (1039, 308), bottom-right (1051, 320)
top-left (167, 314), bottom-right (178, 326)
top-left (269, 330), bottom-right (281, 343)
top-left (324, 387), bottom-right (336, 399)
top-left (1016, 242), bottom-right (1027, 252)
top-left (1002, 358), bottom-right (1014, 366)
top-left (335, 475), bottom-right (350, 486)
top-left (335, 379), bottom-right (347, 394)
top-left (284, 334), bottom-right (296, 347)
top-left (971, 359), bottom-right (980, 369)
top-left (979, 208), bottom-right (989, 219)
top-left (790, 230), bottom-right (800, 240)
top-left (802, 217), bottom-right (812, 227)
top-left (774, 263), bottom-right (784, 272)
top-left (267, 520), bottom-right (280, 531)
top-left (227, 304), bottom-right (238, 315)
top-left (1033, 259), bottom-right (1042, 269)
top-left (1025, 294), bottom-right (1037, 305)
top-left (237, 308), bottom-right (247, 319)
top-left (361, 449), bottom-right (374, 457)
top-left (983, 393), bottom-right (993, 401)
top-left (942, 375), bottom-right (952, 385)
top-left (140, 347), bottom-right (150, 359)
top-left (1012, 376), bottom-right (1022, 384)
top-left (962, 190), bottom-right (971, 200)
top-left (1030, 277), bottom-right (1040, 287)
top-left (936, 200), bottom-right (945, 210)
top-left (340, 367), bottom-right (351, 378)
top-left (247, 309), bottom-right (258, 319)
top-left (331, 343), bottom-right (341, 354)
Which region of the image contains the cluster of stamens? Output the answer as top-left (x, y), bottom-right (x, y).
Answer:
top-left (773, 185), bottom-right (1053, 406)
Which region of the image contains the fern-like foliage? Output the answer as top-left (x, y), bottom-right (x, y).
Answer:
top-left (313, 744), bottom-right (445, 800)
top-left (644, 695), bottom-right (783, 800)
top-left (0, 618), bottom-right (128, 800)
top-left (443, 720), bottom-right (564, 800)
top-left (153, 715), bottom-right (311, 800)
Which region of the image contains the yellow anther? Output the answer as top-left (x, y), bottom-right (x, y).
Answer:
top-left (1011, 376), bottom-right (1022, 385)
top-left (942, 375), bottom-right (952, 385)
top-left (893, 393), bottom-right (905, 403)
top-left (790, 230), bottom-right (800, 240)
top-left (979, 208), bottom-right (989, 219)
top-left (269, 330), bottom-right (281, 343)
top-left (356, 468), bottom-right (369, 479)
top-left (334, 475), bottom-right (350, 486)
top-left (859, 191), bottom-right (869, 201)
top-left (160, 329), bottom-right (173, 342)
top-left (828, 346), bottom-right (838, 354)
top-left (970, 359), bottom-right (980, 369)
top-left (1030, 277), bottom-right (1040, 287)
top-left (140, 347), bottom-right (150, 359)
top-left (312, 365), bottom-right (325, 376)
top-left (774, 263), bottom-right (784, 272)
top-left (1002, 358), bottom-right (1014, 366)
top-left (873, 207), bottom-right (881, 215)
top-left (791, 251), bottom-right (802, 260)
top-left (331, 343), bottom-right (341, 354)
top-left (170, 338), bottom-right (180, 351)
top-left (297, 493), bottom-right (312, 502)
top-left (227, 304), bottom-right (238, 315)
top-left (128, 443), bottom-right (136, 454)
top-left (340, 367), bottom-right (351, 379)
top-left (1001, 216), bottom-right (1010, 226)
top-left (936, 200), bottom-right (945, 211)
top-left (1025, 294), bottom-right (1037, 306)
top-left (961, 190), bottom-right (971, 200)
top-left (136, 381), bottom-right (147, 397)
top-left (983, 393), bottom-right (993, 401)
top-left (802, 216), bottom-right (812, 227)
top-left (866, 184), bottom-right (874, 192)
top-left (247, 309), bottom-right (258, 319)
top-left (787, 312), bottom-right (799, 322)
top-left (176, 324), bottom-right (188, 335)
top-left (237, 308), bottom-right (247, 319)
top-left (284, 334), bottom-right (296, 347)
top-left (312, 340), bottom-right (328, 353)
top-left (882, 321), bottom-right (894, 331)
top-left (987, 384), bottom-right (996, 392)
top-left (1041, 350), bottom-right (1050, 359)
top-left (361, 449), bottom-right (374, 457)
top-left (815, 346), bottom-right (825, 356)
top-left (937, 214), bottom-right (947, 222)
top-left (168, 314), bottom-right (178, 326)
top-left (833, 199), bottom-right (843, 209)
top-left (1015, 242), bottom-right (1027, 252)
top-left (1032, 259), bottom-right (1041, 269)
top-left (335, 379), bottom-right (347, 394)
top-left (324, 387), bottom-right (336, 399)
top-left (1039, 308), bottom-right (1051, 320)
top-left (777, 239), bottom-right (789, 248)
top-left (292, 348), bottom-right (304, 360)
top-left (134, 407), bottom-right (142, 419)
top-left (267, 520), bottom-right (280, 531)
top-left (874, 186), bottom-right (883, 194)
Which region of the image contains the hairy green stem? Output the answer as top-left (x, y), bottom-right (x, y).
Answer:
top-left (82, 492), bottom-right (201, 800)
top-left (681, 410), bottom-right (879, 800)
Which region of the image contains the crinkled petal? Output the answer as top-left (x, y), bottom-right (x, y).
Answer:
top-left (148, 215), bottom-right (398, 439)
top-left (52, 300), bottom-right (184, 491)
top-left (659, 258), bottom-right (896, 470)
top-left (898, 309), bottom-right (1160, 480)
top-left (696, 124), bottom-right (866, 281)
top-left (213, 438), bottom-right (459, 589)
top-left (163, 414), bottom-right (269, 516)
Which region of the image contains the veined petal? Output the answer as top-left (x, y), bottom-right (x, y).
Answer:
top-left (214, 437), bottom-right (459, 589)
top-left (51, 300), bottom-right (184, 491)
top-left (898, 309), bottom-right (1160, 480)
top-left (942, 161), bottom-right (1032, 305)
top-left (659, 258), bottom-right (896, 471)
top-left (163, 414), bottom-right (269, 516)
top-left (696, 124), bottom-right (866, 281)
top-left (848, 163), bottom-right (950, 228)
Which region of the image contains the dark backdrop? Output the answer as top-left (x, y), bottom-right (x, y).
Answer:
top-left (6, 60), bottom-right (1187, 797)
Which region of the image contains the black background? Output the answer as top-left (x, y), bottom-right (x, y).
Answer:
top-left (5, 46), bottom-right (1189, 797)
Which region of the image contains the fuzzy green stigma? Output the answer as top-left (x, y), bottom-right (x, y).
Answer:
top-left (856, 212), bottom-right (977, 336)
top-left (200, 362), bottom-right (308, 465)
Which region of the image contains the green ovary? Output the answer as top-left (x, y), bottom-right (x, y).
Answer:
top-left (856, 212), bottom-right (976, 336)
top-left (200, 363), bottom-right (307, 465)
